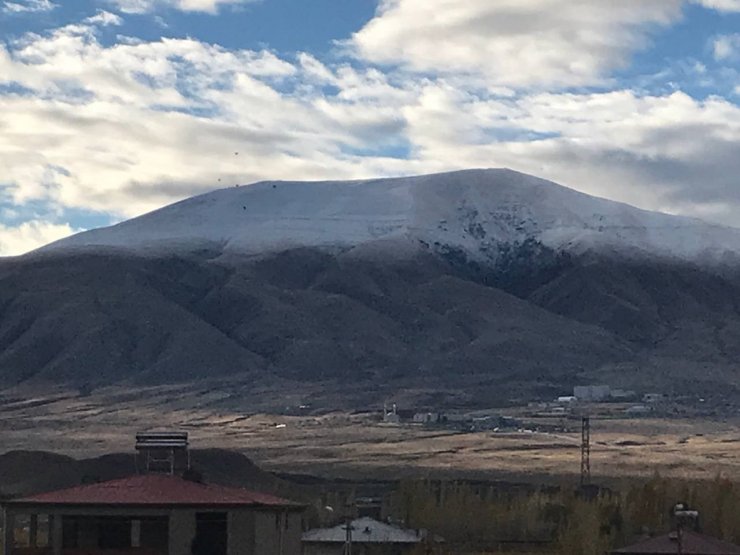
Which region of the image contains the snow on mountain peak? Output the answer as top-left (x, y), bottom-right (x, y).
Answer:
top-left (40, 169), bottom-right (740, 265)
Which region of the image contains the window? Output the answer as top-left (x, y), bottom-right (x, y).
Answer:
top-left (140, 517), bottom-right (169, 551)
top-left (192, 513), bottom-right (227, 555)
top-left (98, 517), bottom-right (131, 549)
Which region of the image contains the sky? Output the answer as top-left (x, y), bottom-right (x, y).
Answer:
top-left (0, 0), bottom-right (739, 255)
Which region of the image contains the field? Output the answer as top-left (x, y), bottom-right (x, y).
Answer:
top-left (1, 383), bottom-right (740, 485)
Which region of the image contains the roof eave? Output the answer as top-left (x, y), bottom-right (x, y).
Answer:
top-left (3, 501), bottom-right (305, 511)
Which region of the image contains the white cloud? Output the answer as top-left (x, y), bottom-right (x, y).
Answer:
top-left (2, 0), bottom-right (56, 13)
top-left (0, 17), bottom-right (411, 219)
top-left (2, 9), bottom-right (740, 245)
top-left (108, 0), bottom-right (255, 14)
top-left (398, 86), bottom-right (740, 222)
top-left (695, 0), bottom-right (740, 12)
top-left (109, 0), bottom-right (154, 12)
top-left (0, 221), bottom-right (77, 256)
top-left (85, 10), bottom-right (124, 26)
top-left (109, 0), bottom-right (152, 14)
top-left (713, 34), bottom-right (740, 60)
top-left (349, 0), bottom-right (684, 88)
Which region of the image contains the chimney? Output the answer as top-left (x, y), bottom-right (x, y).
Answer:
top-left (135, 431), bottom-right (190, 475)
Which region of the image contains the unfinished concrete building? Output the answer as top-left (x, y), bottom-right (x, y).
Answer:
top-left (1, 433), bottom-right (304, 555)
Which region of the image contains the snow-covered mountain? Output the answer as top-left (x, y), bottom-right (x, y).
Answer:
top-left (43, 168), bottom-right (740, 265)
top-left (9, 169), bottom-right (740, 404)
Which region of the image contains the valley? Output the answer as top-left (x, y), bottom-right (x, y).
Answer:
top-left (4, 169), bottom-right (740, 490)
top-left (2, 384), bottom-right (740, 489)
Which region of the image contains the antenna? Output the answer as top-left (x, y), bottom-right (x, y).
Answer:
top-left (135, 431), bottom-right (190, 475)
top-left (673, 503), bottom-right (699, 555)
top-left (580, 416), bottom-right (591, 486)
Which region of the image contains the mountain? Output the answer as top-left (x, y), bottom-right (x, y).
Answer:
top-left (43, 169), bottom-right (740, 265)
top-left (4, 168), bottom-right (740, 407)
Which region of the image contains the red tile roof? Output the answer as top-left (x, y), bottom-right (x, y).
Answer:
top-left (5, 474), bottom-right (302, 509)
top-left (612, 531), bottom-right (740, 554)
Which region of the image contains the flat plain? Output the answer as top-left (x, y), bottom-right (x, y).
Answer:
top-left (2, 383), bottom-right (739, 485)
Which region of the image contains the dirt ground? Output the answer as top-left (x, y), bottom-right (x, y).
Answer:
top-left (1, 383), bottom-right (739, 484)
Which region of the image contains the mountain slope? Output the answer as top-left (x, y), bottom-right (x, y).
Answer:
top-left (5, 168), bottom-right (740, 405)
top-left (0, 254), bottom-right (265, 384)
top-left (0, 249), bottom-right (632, 404)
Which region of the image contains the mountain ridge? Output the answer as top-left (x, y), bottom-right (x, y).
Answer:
top-left (40, 169), bottom-right (740, 267)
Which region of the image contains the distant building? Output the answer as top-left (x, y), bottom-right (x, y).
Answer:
top-left (643, 393), bottom-right (665, 403)
top-left (395, 409), bottom-right (416, 421)
top-left (302, 516), bottom-right (439, 555)
top-left (383, 402), bottom-right (400, 424)
top-left (469, 416), bottom-right (498, 431)
top-left (498, 416), bottom-right (521, 428)
top-left (354, 497), bottom-right (383, 520)
top-left (610, 388), bottom-right (635, 399)
top-left (412, 412), bottom-right (442, 424)
top-left (573, 385), bottom-right (611, 402)
top-left (611, 530), bottom-right (740, 554)
top-left (444, 413), bottom-right (471, 423)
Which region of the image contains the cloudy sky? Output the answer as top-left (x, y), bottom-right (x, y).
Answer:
top-left (0, 0), bottom-right (739, 255)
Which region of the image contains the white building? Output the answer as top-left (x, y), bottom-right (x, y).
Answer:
top-left (302, 517), bottom-right (432, 555)
top-left (383, 402), bottom-right (400, 424)
top-left (573, 385), bottom-right (611, 402)
top-left (412, 412), bottom-right (442, 424)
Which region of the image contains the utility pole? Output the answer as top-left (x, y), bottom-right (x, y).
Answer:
top-left (580, 416), bottom-right (591, 486)
top-left (342, 504), bottom-right (354, 555)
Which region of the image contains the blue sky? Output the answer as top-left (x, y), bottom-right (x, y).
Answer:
top-left (0, 0), bottom-right (739, 254)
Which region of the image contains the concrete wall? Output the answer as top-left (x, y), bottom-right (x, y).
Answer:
top-left (574, 385), bottom-right (611, 402)
top-left (216, 508), bottom-right (303, 555)
top-left (303, 545), bottom-right (418, 555)
top-left (168, 510), bottom-right (196, 555)
top-left (2, 509), bottom-right (13, 555)
top-left (2, 505), bottom-right (302, 555)
top-left (251, 511), bottom-right (301, 555)
top-left (227, 510), bottom-right (255, 555)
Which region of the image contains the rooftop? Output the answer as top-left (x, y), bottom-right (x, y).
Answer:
top-left (612, 530), bottom-right (740, 555)
top-left (4, 474), bottom-right (302, 509)
top-left (302, 517), bottom-right (423, 544)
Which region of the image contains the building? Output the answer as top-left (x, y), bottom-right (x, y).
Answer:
top-left (412, 412), bottom-right (442, 424)
top-left (610, 389), bottom-right (637, 400)
top-left (2, 471), bottom-right (304, 555)
top-left (573, 385), bottom-right (611, 402)
top-left (382, 403), bottom-right (400, 424)
top-left (302, 516), bottom-right (436, 555)
top-left (444, 412), bottom-right (473, 423)
top-left (611, 530), bottom-right (740, 554)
